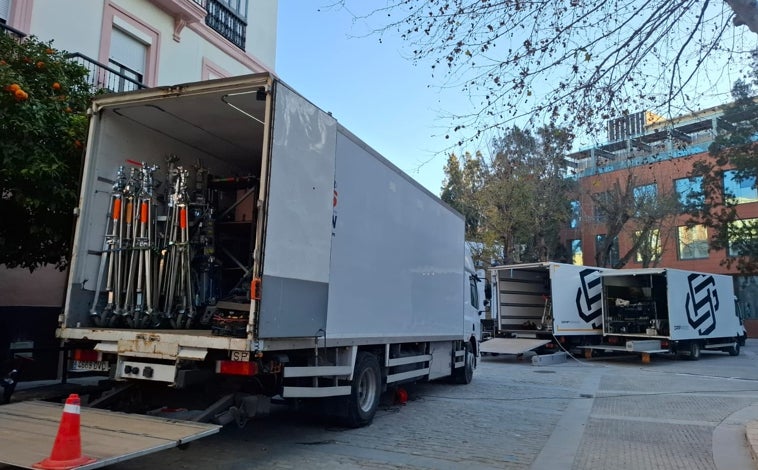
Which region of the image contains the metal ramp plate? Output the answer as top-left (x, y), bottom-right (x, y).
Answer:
top-left (0, 400), bottom-right (220, 469)
top-left (480, 338), bottom-right (551, 355)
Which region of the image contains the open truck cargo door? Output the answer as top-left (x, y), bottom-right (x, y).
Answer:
top-left (0, 401), bottom-right (220, 469)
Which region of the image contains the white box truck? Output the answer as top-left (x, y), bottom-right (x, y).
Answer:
top-left (0, 73), bottom-right (482, 469)
top-left (597, 268), bottom-right (746, 360)
top-left (482, 262), bottom-right (605, 356)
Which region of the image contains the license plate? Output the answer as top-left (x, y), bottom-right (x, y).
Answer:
top-left (231, 350), bottom-right (250, 361)
top-left (70, 360), bottom-right (110, 372)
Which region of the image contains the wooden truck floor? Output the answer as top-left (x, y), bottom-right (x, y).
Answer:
top-left (0, 400), bottom-right (219, 469)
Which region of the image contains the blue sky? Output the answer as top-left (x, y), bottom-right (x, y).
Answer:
top-left (275, 3), bottom-right (464, 195)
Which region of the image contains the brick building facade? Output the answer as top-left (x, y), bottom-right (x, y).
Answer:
top-left (564, 108), bottom-right (758, 335)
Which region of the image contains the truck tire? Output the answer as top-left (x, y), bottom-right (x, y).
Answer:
top-left (728, 343), bottom-right (741, 356)
top-left (345, 352), bottom-right (381, 428)
top-left (454, 342), bottom-right (474, 385)
top-left (688, 342), bottom-right (701, 361)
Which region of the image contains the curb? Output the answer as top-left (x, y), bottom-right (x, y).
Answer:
top-left (747, 421), bottom-right (758, 467)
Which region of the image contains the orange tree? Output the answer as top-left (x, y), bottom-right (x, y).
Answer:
top-left (0, 33), bottom-right (91, 271)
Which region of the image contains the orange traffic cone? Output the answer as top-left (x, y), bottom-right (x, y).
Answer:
top-left (33, 394), bottom-right (96, 470)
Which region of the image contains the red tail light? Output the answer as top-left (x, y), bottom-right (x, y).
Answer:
top-left (216, 360), bottom-right (258, 376)
top-left (72, 349), bottom-right (101, 361)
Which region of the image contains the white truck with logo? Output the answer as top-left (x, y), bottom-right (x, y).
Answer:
top-left (593, 268), bottom-right (746, 361)
top-left (483, 262), bottom-right (606, 356)
top-left (0, 73), bottom-right (482, 469)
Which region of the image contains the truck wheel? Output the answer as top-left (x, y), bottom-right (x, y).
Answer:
top-left (454, 343), bottom-right (474, 384)
top-left (345, 352), bottom-right (381, 428)
top-left (728, 343), bottom-right (741, 356)
top-left (689, 342), bottom-right (701, 361)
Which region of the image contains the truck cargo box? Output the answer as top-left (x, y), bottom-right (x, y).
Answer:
top-left (60, 73), bottom-right (468, 351)
top-left (600, 268), bottom-right (745, 343)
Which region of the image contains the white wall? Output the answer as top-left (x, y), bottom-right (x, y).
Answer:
top-left (247, 0), bottom-right (278, 69)
top-left (28, 0), bottom-right (105, 59)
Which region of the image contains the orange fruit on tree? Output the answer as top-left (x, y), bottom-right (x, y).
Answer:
top-left (14, 89), bottom-right (27, 101)
top-left (36, 61), bottom-right (45, 69)
top-left (52, 82), bottom-right (61, 90)
top-left (8, 83), bottom-right (20, 92)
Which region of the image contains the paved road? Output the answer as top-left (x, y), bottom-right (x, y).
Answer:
top-left (8, 341), bottom-right (758, 470)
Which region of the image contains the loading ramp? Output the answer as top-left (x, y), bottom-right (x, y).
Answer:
top-left (0, 400), bottom-right (220, 469)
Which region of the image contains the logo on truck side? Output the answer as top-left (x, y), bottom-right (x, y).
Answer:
top-left (576, 269), bottom-right (602, 328)
top-left (332, 182), bottom-right (338, 237)
top-left (686, 273), bottom-right (718, 336)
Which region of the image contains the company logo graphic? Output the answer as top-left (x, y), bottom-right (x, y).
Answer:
top-left (331, 182), bottom-right (338, 237)
top-left (576, 269), bottom-right (602, 327)
top-left (685, 273), bottom-right (718, 336)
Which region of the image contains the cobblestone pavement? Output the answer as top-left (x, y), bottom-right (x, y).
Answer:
top-left (7, 341), bottom-right (758, 470)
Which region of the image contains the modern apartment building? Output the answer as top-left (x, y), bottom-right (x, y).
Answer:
top-left (0, 0), bottom-right (278, 378)
top-left (564, 107), bottom-right (758, 333)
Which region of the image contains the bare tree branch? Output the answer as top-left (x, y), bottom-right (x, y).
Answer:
top-left (337, 0), bottom-right (756, 146)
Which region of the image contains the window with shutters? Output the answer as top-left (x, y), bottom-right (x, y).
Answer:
top-left (108, 27), bottom-right (146, 92)
top-left (98, 5), bottom-right (159, 88)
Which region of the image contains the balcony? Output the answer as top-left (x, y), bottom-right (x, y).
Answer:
top-left (66, 53), bottom-right (146, 93)
top-left (150, 0), bottom-right (207, 41)
top-left (205, 0), bottom-right (247, 50)
top-left (152, 0), bottom-right (207, 18)
top-left (1, 23), bottom-right (145, 93)
top-left (0, 21), bottom-right (26, 40)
